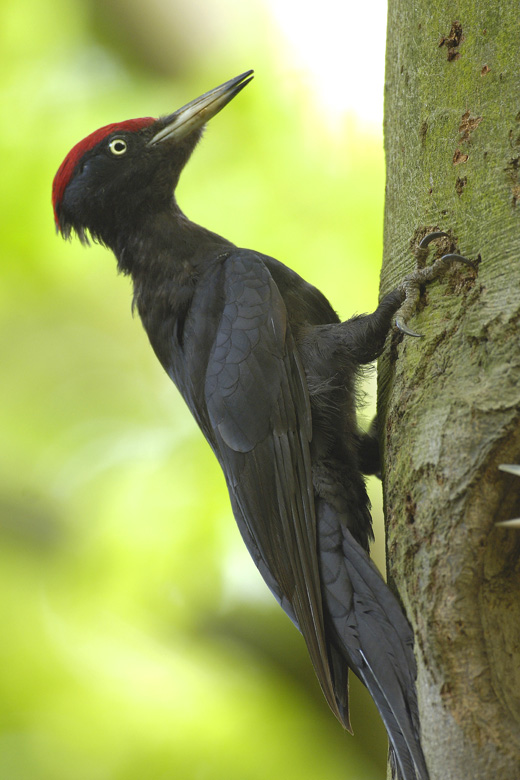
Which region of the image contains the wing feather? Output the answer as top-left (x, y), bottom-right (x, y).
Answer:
top-left (202, 252), bottom-right (342, 721)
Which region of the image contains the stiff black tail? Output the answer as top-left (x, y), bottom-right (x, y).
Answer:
top-left (318, 501), bottom-right (429, 780)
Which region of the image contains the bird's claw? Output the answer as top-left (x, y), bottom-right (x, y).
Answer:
top-left (394, 315), bottom-right (423, 338)
top-left (418, 230), bottom-right (449, 249)
top-left (496, 465), bottom-right (520, 527)
top-left (439, 253), bottom-right (477, 271)
top-left (395, 231), bottom-right (475, 337)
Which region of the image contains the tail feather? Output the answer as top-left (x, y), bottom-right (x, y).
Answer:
top-left (356, 648), bottom-right (428, 780)
top-left (318, 501), bottom-right (428, 780)
top-left (343, 530), bottom-right (428, 779)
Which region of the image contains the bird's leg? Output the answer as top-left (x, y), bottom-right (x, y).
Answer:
top-left (395, 231), bottom-right (476, 337)
top-left (333, 288), bottom-right (405, 366)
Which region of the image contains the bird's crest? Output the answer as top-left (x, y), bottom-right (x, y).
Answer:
top-left (52, 117), bottom-right (155, 229)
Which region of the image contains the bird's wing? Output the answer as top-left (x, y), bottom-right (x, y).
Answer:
top-left (188, 250), bottom-right (342, 722)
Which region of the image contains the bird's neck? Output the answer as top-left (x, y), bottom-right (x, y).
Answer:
top-left (111, 204), bottom-right (233, 340)
top-left (112, 205), bottom-right (232, 281)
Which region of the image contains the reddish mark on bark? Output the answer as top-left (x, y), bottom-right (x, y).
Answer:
top-left (439, 21), bottom-right (464, 60)
top-left (452, 112), bottom-right (482, 167)
top-left (459, 111), bottom-right (483, 141)
top-left (453, 149), bottom-right (469, 165)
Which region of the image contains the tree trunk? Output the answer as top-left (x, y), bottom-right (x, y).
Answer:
top-left (379, 3), bottom-right (520, 778)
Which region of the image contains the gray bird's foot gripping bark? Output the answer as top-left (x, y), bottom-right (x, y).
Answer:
top-left (497, 465), bottom-right (520, 527)
top-left (395, 231), bottom-right (476, 337)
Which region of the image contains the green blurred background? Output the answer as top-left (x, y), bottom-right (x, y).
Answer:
top-left (1, 0), bottom-right (390, 777)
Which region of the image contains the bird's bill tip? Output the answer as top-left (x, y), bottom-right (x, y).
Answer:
top-left (149, 70), bottom-right (254, 146)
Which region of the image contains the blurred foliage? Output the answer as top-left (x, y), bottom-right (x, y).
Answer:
top-left (1, 0), bottom-right (388, 777)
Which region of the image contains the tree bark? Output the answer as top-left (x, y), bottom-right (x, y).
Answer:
top-left (379, 3), bottom-right (520, 778)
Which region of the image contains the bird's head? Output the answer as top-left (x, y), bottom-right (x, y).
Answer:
top-left (52, 70), bottom-right (254, 247)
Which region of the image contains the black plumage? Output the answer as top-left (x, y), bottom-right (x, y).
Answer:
top-left (53, 71), bottom-right (429, 780)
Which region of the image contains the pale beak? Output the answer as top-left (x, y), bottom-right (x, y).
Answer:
top-left (149, 70), bottom-right (254, 146)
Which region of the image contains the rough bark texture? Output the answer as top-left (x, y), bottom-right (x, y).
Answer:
top-left (379, 3), bottom-right (520, 778)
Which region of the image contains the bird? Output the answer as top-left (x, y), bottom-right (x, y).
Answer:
top-left (52, 70), bottom-right (456, 780)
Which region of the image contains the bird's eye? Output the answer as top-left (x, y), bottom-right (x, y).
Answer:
top-left (108, 138), bottom-right (127, 156)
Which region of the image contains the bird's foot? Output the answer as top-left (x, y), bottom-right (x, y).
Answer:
top-left (496, 465), bottom-right (520, 528)
top-left (395, 231), bottom-right (476, 337)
